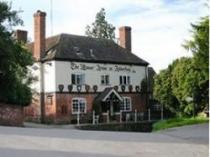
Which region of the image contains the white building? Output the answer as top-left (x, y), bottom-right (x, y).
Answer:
top-left (20, 10), bottom-right (149, 123)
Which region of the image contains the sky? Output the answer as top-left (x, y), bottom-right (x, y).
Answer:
top-left (11, 0), bottom-right (208, 72)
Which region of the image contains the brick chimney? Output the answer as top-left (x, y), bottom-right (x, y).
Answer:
top-left (33, 10), bottom-right (46, 60)
top-left (119, 26), bottom-right (131, 52)
top-left (14, 30), bottom-right (27, 43)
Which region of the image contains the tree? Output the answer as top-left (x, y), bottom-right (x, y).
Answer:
top-left (183, 16), bottom-right (209, 110)
top-left (153, 60), bottom-right (180, 116)
top-left (154, 16), bottom-right (209, 117)
top-left (171, 57), bottom-right (206, 116)
top-left (85, 8), bottom-right (115, 40)
top-left (0, 1), bottom-right (33, 106)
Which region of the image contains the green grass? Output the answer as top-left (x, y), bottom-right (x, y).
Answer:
top-left (153, 116), bottom-right (209, 131)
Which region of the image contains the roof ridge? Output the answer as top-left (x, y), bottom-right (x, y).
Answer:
top-left (56, 33), bottom-right (115, 43)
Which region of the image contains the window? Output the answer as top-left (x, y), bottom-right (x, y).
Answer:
top-left (72, 98), bottom-right (87, 114)
top-left (119, 76), bottom-right (130, 85)
top-left (71, 74), bottom-right (85, 85)
top-left (101, 75), bottom-right (110, 85)
top-left (120, 97), bottom-right (132, 112)
top-left (47, 96), bottom-right (53, 105)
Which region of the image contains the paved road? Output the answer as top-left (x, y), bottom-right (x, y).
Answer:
top-left (0, 123), bottom-right (208, 157)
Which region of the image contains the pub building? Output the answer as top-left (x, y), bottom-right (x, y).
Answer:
top-left (18, 10), bottom-right (149, 123)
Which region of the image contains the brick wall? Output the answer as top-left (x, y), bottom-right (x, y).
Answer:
top-left (121, 93), bottom-right (146, 112)
top-left (55, 93), bottom-right (97, 123)
top-left (24, 92), bottom-right (147, 124)
top-left (24, 93), bottom-right (41, 122)
top-left (54, 92), bottom-right (146, 123)
top-left (0, 103), bottom-right (24, 126)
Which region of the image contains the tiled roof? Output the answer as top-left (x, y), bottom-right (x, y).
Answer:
top-left (27, 34), bottom-right (149, 65)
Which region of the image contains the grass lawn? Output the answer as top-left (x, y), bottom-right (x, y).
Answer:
top-left (153, 116), bottom-right (209, 131)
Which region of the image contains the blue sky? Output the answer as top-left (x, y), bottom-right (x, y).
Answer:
top-left (11, 0), bottom-right (208, 72)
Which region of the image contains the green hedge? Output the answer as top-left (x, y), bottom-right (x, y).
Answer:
top-left (76, 121), bottom-right (153, 132)
top-left (153, 117), bottom-right (209, 131)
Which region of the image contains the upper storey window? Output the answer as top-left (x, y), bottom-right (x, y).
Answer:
top-left (101, 75), bottom-right (110, 85)
top-left (72, 74), bottom-right (85, 85)
top-left (119, 75), bottom-right (130, 85)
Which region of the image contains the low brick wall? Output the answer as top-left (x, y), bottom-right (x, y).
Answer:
top-left (77, 121), bottom-right (153, 132)
top-left (0, 103), bottom-right (24, 126)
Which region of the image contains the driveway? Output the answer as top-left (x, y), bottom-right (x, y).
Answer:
top-left (0, 123), bottom-right (208, 157)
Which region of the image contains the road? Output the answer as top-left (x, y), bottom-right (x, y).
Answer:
top-left (0, 123), bottom-right (208, 157)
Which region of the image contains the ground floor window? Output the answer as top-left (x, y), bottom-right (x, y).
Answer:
top-left (120, 97), bottom-right (132, 112)
top-left (47, 95), bottom-right (53, 105)
top-left (72, 98), bottom-right (87, 114)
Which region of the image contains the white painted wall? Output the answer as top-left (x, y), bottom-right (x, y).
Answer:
top-left (43, 61), bottom-right (56, 92)
top-left (30, 61), bottom-right (56, 93)
top-left (30, 63), bottom-right (41, 93)
top-left (53, 61), bottom-right (147, 93)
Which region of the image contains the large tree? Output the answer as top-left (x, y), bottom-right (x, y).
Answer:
top-left (153, 60), bottom-right (180, 116)
top-left (85, 8), bottom-right (115, 40)
top-left (183, 16), bottom-right (209, 110)
top-left (154, 16), bottom-right (209, 117)
top-left (183, 16), bottom-right (209, 81)
top-left (171, 57), bottom-right (206, 116)
top-left (0, 1), bottom-right (33, 106)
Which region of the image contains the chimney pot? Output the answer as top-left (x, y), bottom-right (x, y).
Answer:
top-left (119, 26), bottom-right (132, 52)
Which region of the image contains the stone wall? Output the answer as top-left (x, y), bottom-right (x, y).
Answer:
top-left (0, 103), bottom-right (24, 126)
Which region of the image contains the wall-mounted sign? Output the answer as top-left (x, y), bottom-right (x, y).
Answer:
top-left (70, 62), bottom-right (136, 73)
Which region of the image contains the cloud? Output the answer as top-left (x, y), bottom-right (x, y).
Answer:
top-left (11, 0), bottom-right (208, 72)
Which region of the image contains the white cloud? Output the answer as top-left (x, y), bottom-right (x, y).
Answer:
top-left (11, 0), bottom-right (208, 72)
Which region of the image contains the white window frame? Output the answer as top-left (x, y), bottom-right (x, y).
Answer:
top-left (71, 74), bottom-right (85, 85)
top-left (101, 74), bottom-right (110, 85)
top-left (119, 75), bottom-right (131, 85)
top-left (120, 97), bottom-right (132, 112)
top-left (72, 98), bottom-right (87, 114)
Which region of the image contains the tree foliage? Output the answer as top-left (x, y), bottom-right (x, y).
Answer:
top-left (153, 60), bottom-right (180, 116)
top-left (85, 8), bottom-right (115, 40)
top-left (154, 16), bottom-right (209, 117)
top-left (183, 16), bottom-right (209, 82)
top-left (0, 1), bottom-right (33, 106)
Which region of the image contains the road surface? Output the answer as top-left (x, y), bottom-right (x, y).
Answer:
top-left (0, 123), bottom-right (208, 157)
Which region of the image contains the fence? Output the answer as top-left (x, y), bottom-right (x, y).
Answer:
top-left (91, 108), bottom-right (164, 125)
top-left (74, 107), bottom-right (165, 125)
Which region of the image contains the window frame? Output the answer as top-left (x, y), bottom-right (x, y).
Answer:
top-left (47, 95), bottom-right (53, 105)
top-left (71, 74), bottom-right (85, 85)
top-left (71, 98), bottom-right (87, 114)
top-left (101, 74), bottom-right (110, 85)
top-left (119, 75), bottom-right (131, 85)
top-left (120, 97), bottom-right (132, 112)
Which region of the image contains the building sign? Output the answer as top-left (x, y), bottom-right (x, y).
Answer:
top-left (70, 62), bottom-right (136, 73)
